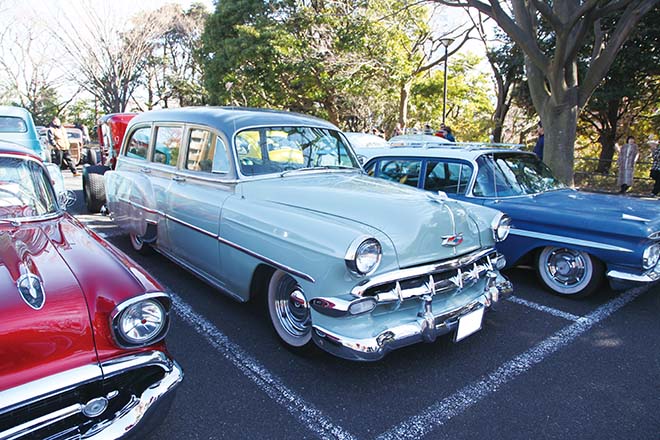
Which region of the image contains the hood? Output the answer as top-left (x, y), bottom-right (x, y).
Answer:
top-left (0, 221), bottom-right (98, 391)
top-left (239, 172), bottom-right (483, 268)
top-left (497, 189), bottom-right (660, 237)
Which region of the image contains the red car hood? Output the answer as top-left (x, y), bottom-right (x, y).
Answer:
top-left (0, 210), bottom-right (163, 394)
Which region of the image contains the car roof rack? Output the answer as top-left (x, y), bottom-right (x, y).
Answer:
top-left (387, 140), bottom-right (525, 151)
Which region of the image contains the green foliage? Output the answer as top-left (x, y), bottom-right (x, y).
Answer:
top-left (409, 54), bottom-right (494, 140)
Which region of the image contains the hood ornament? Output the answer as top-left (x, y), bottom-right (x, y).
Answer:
top-left (17, 272), bottom-right (45, 310)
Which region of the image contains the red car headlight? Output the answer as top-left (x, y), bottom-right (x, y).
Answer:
top-left (110, 292), bottom-right (171, 348)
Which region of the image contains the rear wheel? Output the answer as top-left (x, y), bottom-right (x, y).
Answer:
top-left (536, 246), bottom-right (603, 298)
top-left (267, 270), bottom-right (312, 348)
top-left (130, 232), bottom-right (153, 255)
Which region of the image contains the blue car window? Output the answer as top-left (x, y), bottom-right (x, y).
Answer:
top-left (474, 153), bottom-right (565, 196)
top-left (378, 159), bottom-right (421, 188)
top-left (424, 160), bottom-right (472, 194)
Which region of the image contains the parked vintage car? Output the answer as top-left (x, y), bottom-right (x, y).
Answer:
top-left (359, 141), bottom-right (660, 297)
top-left (104, 107), bottom-right (513, 361)
top-left (0, 141), bottom-right (183, 438)
top-left (0, 105), bottom-right (48, 162)
top-left (83, 113), bottom-right (138, 213)
top-left (342, 132), bottom-right (389, 149)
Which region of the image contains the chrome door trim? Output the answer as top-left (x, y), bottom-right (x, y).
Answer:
top-left (119, 198), bottom-right (316, 283)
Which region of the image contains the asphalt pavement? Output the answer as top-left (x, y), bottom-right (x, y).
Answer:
top-left (64, 171), bottom-right (660, 440)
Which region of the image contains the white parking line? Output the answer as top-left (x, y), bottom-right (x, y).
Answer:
top-left (507, 295), bottom-right (581, 321)
top-left (376, 285), bottom-right (649, 440)
top-left (171, 293), bottom-right (358, 440)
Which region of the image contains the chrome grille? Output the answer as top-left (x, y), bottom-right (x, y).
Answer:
top-left (360, 252), bottom-right (500, 303)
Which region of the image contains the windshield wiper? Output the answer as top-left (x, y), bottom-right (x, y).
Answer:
top-left (280, 165), bottom-right (357, 177)
top-left (0, 218), bottom-right (21, 227)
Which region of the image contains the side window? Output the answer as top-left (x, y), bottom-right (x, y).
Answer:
top-left (186, 129), bottom-right (230, 173)
top-left (153, 126), bottom-right (182, 166)
top-left (424, 160), bottom-right (473, 194)
top-left (186, 128), bottom-right (215, 172)
top-left (378, 159), bottom-right (421, 188)
top-left (125, 126), bottom-right (151, 160)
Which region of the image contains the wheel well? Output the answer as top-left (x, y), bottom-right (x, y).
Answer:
top-left (249, 264), bottom-right (275, 303)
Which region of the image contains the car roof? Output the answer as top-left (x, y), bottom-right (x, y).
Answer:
top-left (0, 139), bottom-right (41, 160)
top-left (0, 105), bottom-right (31, 118)
top-left (129, 107), bottom-right (338, 133)
top-left (358, 145), bottom-right (535, 162)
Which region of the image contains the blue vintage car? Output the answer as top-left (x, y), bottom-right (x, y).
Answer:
top-left (360, 141), bottom-right (660, 298)
top-left (104, 107), bottom-right (513, 361)
top-left (0, 106), bottom-right (49, 162)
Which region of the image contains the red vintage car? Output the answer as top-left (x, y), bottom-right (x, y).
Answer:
top-left (0, 141), bottom-right (182, 438)
top-left (83, 113), bottom-right (137, 213)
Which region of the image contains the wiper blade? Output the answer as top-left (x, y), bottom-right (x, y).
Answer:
top-left (280, 165), bottom-right (357, 177)
top-left (0, 218), bottom-right (21, 226)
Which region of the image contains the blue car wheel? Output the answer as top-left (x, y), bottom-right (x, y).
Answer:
top-left (537, 246), bottom-right (603, 297)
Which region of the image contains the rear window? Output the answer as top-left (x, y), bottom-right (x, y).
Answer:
top-left (0, 116), bottom-right (27, 133)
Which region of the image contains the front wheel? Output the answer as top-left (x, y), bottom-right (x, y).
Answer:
top-left (536, 246), bottom-right (603, 298)
top-left (267, 270), bottom-right (312, 349)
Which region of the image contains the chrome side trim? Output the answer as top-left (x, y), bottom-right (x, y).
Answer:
top-left (118, 197), bottom-right (316, 283)
top-left (1, 404), bottom-right (82, 440)
top-left (351, 248), bottom-right (498, 297)
top-left (100, 350), bottom-right (174, 378)
top-left (0, 365), bottom-right (102, 416)
top-left (508, 229), bottom-right (633, 253)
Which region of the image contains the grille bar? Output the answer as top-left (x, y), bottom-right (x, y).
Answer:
top-left (1, 404), bottom-right (81, 440)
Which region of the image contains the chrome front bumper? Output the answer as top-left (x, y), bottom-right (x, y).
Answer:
top-left (607, 264), bottom-right (660, 284)
top-left (0, 351), bottom-right (183, 440)
top-left (311, 277), bottom-right (513, 361)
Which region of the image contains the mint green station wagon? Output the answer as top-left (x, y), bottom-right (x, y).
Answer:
top-left (105, 107), bottom-right (513, 361)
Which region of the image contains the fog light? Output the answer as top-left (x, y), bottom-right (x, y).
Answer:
top-left (83, 397), bottom-right (109, 418)
top-left (348, 297), bottom-right (377, 315)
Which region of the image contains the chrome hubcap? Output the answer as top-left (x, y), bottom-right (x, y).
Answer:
top-left (274, 278), bottom-right (310, 338)
top-left (546, 248), bottom-right (586, 286)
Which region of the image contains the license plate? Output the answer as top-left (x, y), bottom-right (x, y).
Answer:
top-left (455, 306), bottom-right (485, 342)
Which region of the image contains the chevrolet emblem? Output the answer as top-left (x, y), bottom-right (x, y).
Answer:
top-left (442, 233), bottom-right (463, 247)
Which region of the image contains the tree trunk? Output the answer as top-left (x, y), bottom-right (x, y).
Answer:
top-left (543, 100), bottom-right (579, 186)
top-left (596, 99), bottom-right (621, 173)
top-left (398, 81), bottom-right (411, 129)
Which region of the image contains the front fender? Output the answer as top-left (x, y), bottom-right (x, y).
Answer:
top-left (218, 196), bottom-right (398, 301)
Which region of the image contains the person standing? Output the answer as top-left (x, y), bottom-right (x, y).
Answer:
top-left (617, 135), bottom-right (638, 193)
top-left (47, 117), bottom-right (78, 176)
top-left (533, 121), bottom-right (544, 160)
top-left (648, 138), bottom-right (660, 196)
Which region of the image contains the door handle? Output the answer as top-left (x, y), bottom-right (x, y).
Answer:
top-left (140, 167), bottom-right (151, 174)
top-left (172, 176), bottom-right (186, 182)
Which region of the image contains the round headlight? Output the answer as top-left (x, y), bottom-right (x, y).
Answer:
top-left (492, 214), bottom-right (511, 242)
top-left (642, 243), bottom-right (660, 269)
top-left (346, 238), bottom-right (382, 275)
top-left (118, 299), bottom-right (167, 345)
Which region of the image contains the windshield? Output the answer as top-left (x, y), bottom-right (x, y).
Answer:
top-left (473, 153), bottom-right (566, 197)
top-left (0, 157), bottom-right (58, 219)
top-left (235, 126), bottom-right (360, 176)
